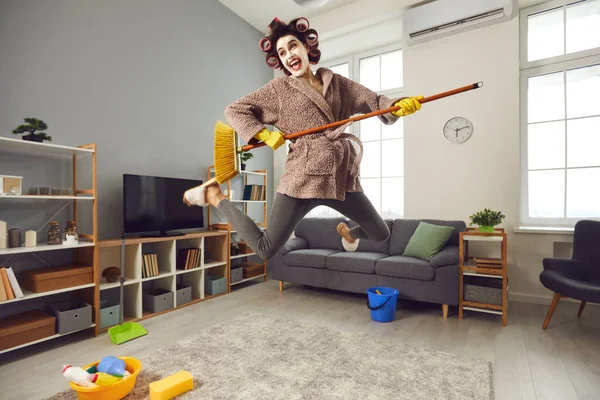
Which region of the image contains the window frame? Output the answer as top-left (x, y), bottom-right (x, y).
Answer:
top-left (305, 43), bottom-right (405, 218)
top-left (519, 0), bottom-right (600, 228)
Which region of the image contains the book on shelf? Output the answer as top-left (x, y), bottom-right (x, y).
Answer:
top-left (142, 253), bottom-right (159, 278)
top-left (0, 267), bottom-right (25, 302)
top-left (242, 184), bottom-right (266, 201)
top-left (177, 248), bottom-right (200, 270)
top-left (473, 257), bottom-right (503, 268)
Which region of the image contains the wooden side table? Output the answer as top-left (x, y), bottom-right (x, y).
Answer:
top-left (458, 227), bottom-right (508, 326)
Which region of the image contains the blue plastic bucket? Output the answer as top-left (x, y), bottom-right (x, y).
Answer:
top-left (367, 287), bottom-right (399, 322)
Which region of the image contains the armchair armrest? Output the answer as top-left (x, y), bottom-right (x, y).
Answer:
top-left (278, 237), bottom-right (308, 256)
top-left (430, 245), bottom-right (459, 268)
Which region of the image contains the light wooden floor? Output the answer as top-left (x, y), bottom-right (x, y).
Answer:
top-left (1, 279), bottom-right (599, 400)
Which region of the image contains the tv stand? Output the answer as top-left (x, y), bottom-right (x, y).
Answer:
top-left (141, 230), bottom-right (184, 238)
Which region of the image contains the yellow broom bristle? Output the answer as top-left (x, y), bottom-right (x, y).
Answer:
top-left (214, 120), bottom-right (239, 184)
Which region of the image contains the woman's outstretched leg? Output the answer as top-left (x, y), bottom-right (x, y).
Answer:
top-left (209, 185), bottom-right (312, 259)
top-left (322, 191), bottom-right (390, 251)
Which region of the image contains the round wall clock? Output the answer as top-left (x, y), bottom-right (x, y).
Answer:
top-left (443, 117), bottom-right (473, 144)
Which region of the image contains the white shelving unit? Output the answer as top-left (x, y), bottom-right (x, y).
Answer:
top-left (206, 166), bottom-right (268, 291)
top-left (0, 137), bottom-right (98, 354)
top-left (96, 231), bottom-right (228, 330)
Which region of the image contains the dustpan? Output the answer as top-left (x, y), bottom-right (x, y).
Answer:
top-left (109, 233), bottom-right (148, 345)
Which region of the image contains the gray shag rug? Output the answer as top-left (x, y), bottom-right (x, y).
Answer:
top-left (47, 311), bottom-right (493, 399)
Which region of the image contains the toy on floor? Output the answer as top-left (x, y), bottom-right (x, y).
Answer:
top-left (149, 370), bottom-right (194, 400)
top-left (98, 355), bottom-right (131, 377)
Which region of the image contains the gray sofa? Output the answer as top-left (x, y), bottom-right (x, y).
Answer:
top-left (270, 217), bottom-right (466, 317)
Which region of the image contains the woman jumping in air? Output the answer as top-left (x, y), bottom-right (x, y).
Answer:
top-left (184, 17), bottom-right (423, 258)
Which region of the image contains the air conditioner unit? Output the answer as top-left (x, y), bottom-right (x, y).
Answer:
top-left (403, 0), bottom-right (517, 45)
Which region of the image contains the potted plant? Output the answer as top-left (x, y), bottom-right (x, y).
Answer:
top-left (469, 208), bottom-right (505, 233)
top-left (12, 118), bottom-right (52, 142)
top-left (240, 151), bottom-right (253, 171)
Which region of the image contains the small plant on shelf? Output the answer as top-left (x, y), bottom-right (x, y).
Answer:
top-left (12, 117), bottom-right (52, 142)
top-left (240, 151), bottom-right (253, 170)
top-left (469, 208), bottom-right (505, 233)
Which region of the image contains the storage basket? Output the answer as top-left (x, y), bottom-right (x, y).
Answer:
top-left (143, 288), bottom-right (174, 313)
top-left (50, 300), bottom-right (93, 334)
top-left (463, 275), bottom-right (503, 306)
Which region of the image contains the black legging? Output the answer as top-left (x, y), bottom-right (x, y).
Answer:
top-left (216, 191), bottom-right (390, 259)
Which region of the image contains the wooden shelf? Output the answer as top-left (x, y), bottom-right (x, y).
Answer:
top-left (0, 324), bottom-right (96, 355)
top-left (459, 227), bottom-right (508, 326)
top-left (0, 137), bottom-right (95, 156)
top-left (0, 140), bottom-right (98, 355)
top-left (231, 274), bottom-right (266, 286)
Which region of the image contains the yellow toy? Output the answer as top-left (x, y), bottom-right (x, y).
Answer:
top-left (149, 370), bottom-right (194, 400)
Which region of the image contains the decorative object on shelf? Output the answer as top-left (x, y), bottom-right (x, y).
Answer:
top-left (468, 208), bottom-right (505, 233)
top-left (28, 187), bottom-right (38, 195)
top-left (230, 242), bottom-right (240, 255)
top-left (63, 220), bottom-right (79, 246)
top-left (25, 230), bottom-right (36, 247)
top-left (443, 116), bottom-right (473, 144)
top-left (0, 175), bottom-right (23, 195)
top-left (11, 117), bottom-right (52, 142)
top-left (239, 151), bottom-right (253, 171)
top-left (102, 266), bottom-right (121, 283)
top-left (8, 228), bottom-right (21, 248)
top-left (0, 220), bottom-right (6, 249)
top-left (47, 221), bottom-right (62, 245)
top-left (39, 186), bottom-right (50, 195)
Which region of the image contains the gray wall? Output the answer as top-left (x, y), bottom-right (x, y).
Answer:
top-left (0, 0), bottom-right (274, 241)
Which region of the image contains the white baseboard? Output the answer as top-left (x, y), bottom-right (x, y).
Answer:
top-left (509, 292), bottom-right (598, 307)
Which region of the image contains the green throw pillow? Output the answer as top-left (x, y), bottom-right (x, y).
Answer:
top-left (403, 222), bottom-right (454, 261)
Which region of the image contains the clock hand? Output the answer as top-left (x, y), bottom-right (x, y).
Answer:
top-left (457, 125), bottom-right (469, 130)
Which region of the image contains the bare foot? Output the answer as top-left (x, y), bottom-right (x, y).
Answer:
top-left (206, 183), bottom-right (226, 207)
top-left (336, 222), bottom-right (356, 243)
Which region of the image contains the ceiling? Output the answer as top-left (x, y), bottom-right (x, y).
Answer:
top-left (218, 0), bottom-right (549, 34)
top-left (218, 0), bottom-right (419, 33)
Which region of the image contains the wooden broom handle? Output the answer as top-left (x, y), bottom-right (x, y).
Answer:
top-left (240, 81), bottom-right (483, 152)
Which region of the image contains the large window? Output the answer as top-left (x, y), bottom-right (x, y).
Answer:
top-left (306, 45), bottom-right (404, 219)
top-left (520, 0), bottom-right (600, 228)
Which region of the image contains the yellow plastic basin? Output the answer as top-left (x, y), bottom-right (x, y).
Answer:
top-left (69, 356), bottom-right (142, 400)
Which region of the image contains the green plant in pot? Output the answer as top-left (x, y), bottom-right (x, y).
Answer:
top-left (240, 151), bottom-right (253, 171)
top-left (12, 117), bottom-right (52, 142)
top-left (469, 208), bottom-right (505, 233)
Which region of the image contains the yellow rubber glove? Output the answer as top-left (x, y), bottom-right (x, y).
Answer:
top-left (254, 128), bottom-right (285, 150)
top-left (392, 96), bottom-right (424, 117)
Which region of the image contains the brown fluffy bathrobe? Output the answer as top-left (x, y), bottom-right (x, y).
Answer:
top-left (224, 67), bottom-right (401, 201)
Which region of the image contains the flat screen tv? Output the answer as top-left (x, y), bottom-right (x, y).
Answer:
top-left (123, 173), bottom-right (204, 236)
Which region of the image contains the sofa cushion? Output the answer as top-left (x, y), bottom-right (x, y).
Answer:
top-left (347, 219), bottom-right (393, 253)
top-left (326, 252), bottom-right (388, 274)
top-left (389, 219), bottom-right (466, 256)
top-left (375, 255), bottom-right (435, 281)
top-left (284, 249), bottom-right (340, 269)
top-left (295, 218), bottom-right (346, 251)
top-left (402, 222), bottom-right (454, 261)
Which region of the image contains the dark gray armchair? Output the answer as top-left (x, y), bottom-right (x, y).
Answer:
top-left (540, 220), bottom-right (600, 329)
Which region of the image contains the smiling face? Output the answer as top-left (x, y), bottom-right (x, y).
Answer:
top-left (276, 34), bottom-right (310, 77)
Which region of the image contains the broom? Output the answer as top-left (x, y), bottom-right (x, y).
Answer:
top-left (213, 81), bottom-right (483, 184)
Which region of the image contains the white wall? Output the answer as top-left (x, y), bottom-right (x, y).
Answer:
top-left (402, 16), bottom-right (574, 304)
top-left (272, 3), bottom-right (576, 304)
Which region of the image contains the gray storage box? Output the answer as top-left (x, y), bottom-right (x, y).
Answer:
top-left (231, 267), bottom-right (243, 284)
top-left (176, 284), bottom-right (192, 306)
top-left (464, 275), bottom-right (503, 306)
top-left (143, 288), bottom-right (174, 313)
top-left (99, 300), bottom-right (120, 329)
top-left (205, 275), bottom-right (226, 295)
top-left (50, 300), bottom-right (93, 334)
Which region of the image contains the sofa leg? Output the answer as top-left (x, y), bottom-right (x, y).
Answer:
top-left (543, 293), bottom-right (561, 330)
top-left (577, 301), bottom-right (586, 317)
top-left (442, 304), bottom-right (448, 319)
top-left (279, 281), bottom-right (284, 292)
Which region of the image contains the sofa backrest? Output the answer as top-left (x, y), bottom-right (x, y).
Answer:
top-left (347, 219), bottom-right (393, 253)
top-left (295, 217), bottom-right (346, 250)
top-left (389, 219), bottom-right (466, 256)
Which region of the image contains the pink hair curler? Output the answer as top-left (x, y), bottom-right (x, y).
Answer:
top-left (306, 30), bottom-right (318, 46)
top-left (266, 55), bottom-right (280, 68)
top-left (259, 37), bottom-right (271, 52)
top-left (295, 17), bottom-right (309, 32)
